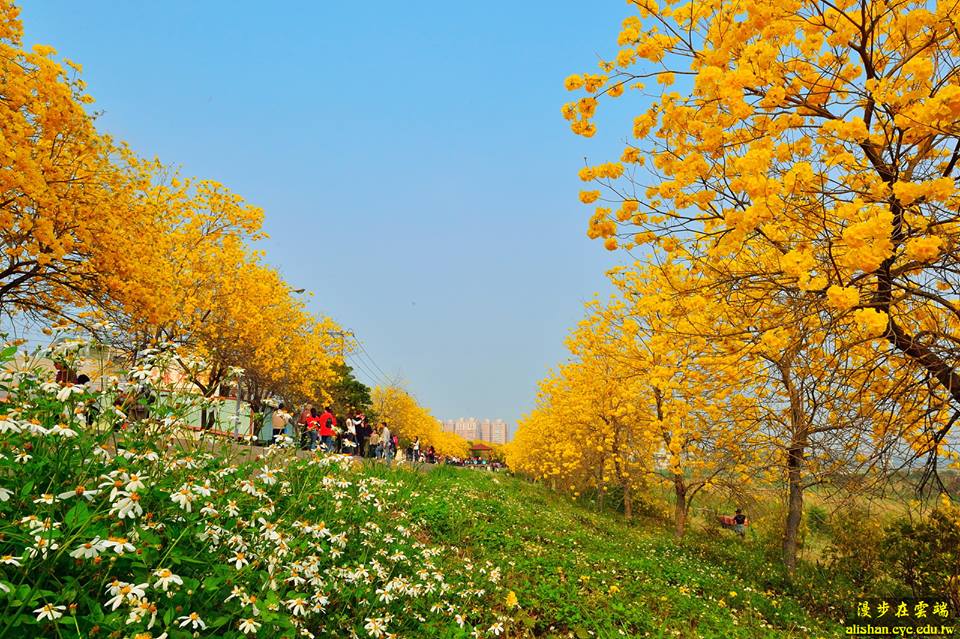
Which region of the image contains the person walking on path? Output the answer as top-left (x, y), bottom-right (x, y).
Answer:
top-left (318, 405), bottom-right (336, 452)
top-left (343, 408), bottom-right (358, 454)
top-left (381, 422), bottom-right (393, 463)
top-left (304, 407), bottom-right (321, 450)
top-left (296, 404), bottom-right (312, 447)
top-left (369, 427), bottom-right (381, 458)
top-left (271, 403), bottom-right (292, 443)
top-left (411, 436), bottom-right (421, 463)
top-left (358, 413), bottom-right (372, 457)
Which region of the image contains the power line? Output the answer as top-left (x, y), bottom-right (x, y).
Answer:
top-left (342, 347), bottom-right (388, 387)
top-left (345, 352), bottom-right (384, 386)
top-left (349, 354), bottom-right (391, 389)
top-left (354, 349), bottom-right (392, 386)
top-left (337, 327), bottom-right (393, 388)
top-left (355, 340), bottom-right (391, 384)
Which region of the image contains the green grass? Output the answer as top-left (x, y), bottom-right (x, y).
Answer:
top-left (375, 464), bottom-right (845, 638)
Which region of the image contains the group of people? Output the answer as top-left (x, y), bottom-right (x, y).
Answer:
top-left (266, 404), bottom-right (399, 460)
top-left (405, 436), bottom-right (437, 464)
top-left (444, 457), bottom-right (505, 471)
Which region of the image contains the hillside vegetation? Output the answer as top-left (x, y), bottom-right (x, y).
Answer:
top-left (0, 338), bottom-right (842, 639)
top-left (387, 465), bottom-right (842, 638)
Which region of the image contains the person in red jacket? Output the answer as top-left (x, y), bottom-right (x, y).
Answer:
top-left (318, 405), bottom-right (337, 452)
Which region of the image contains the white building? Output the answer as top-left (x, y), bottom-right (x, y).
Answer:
top-left (441, 417), bottom-right (508, 444)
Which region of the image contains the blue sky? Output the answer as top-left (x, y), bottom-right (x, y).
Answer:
top-left (21, 1), bottom-right (636, 434)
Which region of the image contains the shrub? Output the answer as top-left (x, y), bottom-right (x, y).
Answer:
top-left (823, 508), bottom-right (887, 590)
top-left (881, 507), bottom-right (960, 606)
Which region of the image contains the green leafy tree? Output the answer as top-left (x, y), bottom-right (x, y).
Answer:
top-left (328, 363), bottom-right (373, 416)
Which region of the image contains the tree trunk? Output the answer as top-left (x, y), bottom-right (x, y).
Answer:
top-left (673, 474), bottom-right (688, 538)
top-left (779, 355), bottom-right (809, 575)
top-left (782, 441), bottom-right (804, 574)
top-left (605, 416), bottom-right (633, 521)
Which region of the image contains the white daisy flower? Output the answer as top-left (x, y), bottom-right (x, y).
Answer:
top-left (24, 420), bottom-right (48, 435)
top-left (238, 618), bottom-right (261, 635)
top-left (257, 466), bottom-right (278, 485)
top-left (0, 418), bottom-right (22, 434)
top-left (104, 581), bottom-right (147, 610)
top-left (125, 473), bottom-right (148, 492)
top-left (34, 603), bottom-right (65, 622)
top-left (28, 537), bottom-right (59, 558)
top-left (57, 485), bottom-right (100, 501)
top-left (171, 488), bottom-right (195, 512)
top-left (152, 568), bottom-right (183, 592)
top-left (364, 617), bottom-right (387, 638)
top-left (191, 480), bottom-right (213, 497)
top-left (177, 612), bottom-right (206, 630)
top-left (69, 537), bottom-right (104, 559)
top-left (225, 585), bottom-right (245, 602)
top-left (101, 536), bottom-right (136, 555)
top-left (258, 518), bottom-right (280, 541)
top-left (56, 384), bottom-right (86, 402)
top-left (49, 423), bottom-right (78, 438)
top-left (285, 597), bottom-right (308, 616)
top-left (111, 492), bottom-right (143, 519)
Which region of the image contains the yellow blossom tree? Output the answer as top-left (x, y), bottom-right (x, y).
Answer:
top-left (564, 0), bottom-right (960, 467)
top-left (372, 386), bottom-right (469, 457)
top-left (0, 4), bottom-right (347, 419)
top-left (0, 7), bottom-right (162, 324)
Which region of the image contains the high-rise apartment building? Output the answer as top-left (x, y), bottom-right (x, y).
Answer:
top-left (440, 417), bottom-right (509, 444)
top-left (490, 419), bottom-right (507, 444)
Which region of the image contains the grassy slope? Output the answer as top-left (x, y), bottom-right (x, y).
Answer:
top-left (377, 464), bottom-right (843, 639)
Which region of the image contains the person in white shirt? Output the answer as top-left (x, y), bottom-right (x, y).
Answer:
top-left (342, 409), bottom-right (358, 454)
top-left (380, 422), bottom-right (393, 462)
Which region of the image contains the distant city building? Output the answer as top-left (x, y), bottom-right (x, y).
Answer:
top-left (440, 417), bottom-right (508, 444)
